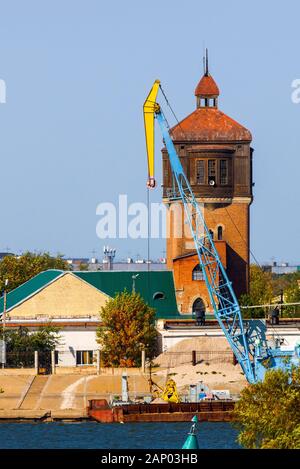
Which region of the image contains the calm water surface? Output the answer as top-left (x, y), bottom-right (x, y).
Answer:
top-left (0, 422), bottom-right (240, 449)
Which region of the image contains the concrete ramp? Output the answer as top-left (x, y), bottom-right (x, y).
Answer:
top-left (0, 372), bottom-right (156, 414)
top-left (19, 376), bottom-right (49, 410)
top-left (0, 375), bottom-right (34, 410)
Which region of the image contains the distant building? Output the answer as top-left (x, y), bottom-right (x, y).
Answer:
top-left (0, 269), bottom-right (179, 367)
top-left (88, 260), bottom-right (167, 272)
top-left (0, 252), bottom-right (15, 261)
top-left (262, 262), bottom-right (300, 275)
top-left (65, 255), bottom-right (167, 272)
top-left (65, 258), bottom-right (89, 270)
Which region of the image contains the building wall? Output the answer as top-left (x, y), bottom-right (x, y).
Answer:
top-left (159, 325), bottom-right (300, 353)
top-left (173, 243), bottom-right (227, 313)
top-left (165, 198), bottom-right (250, 308)
top-left (203, 200), bottom-right (250, 298)
top-left (56, 328), bottom-right (99, 366)
top-left (8, 273), bottom-right (109, 319)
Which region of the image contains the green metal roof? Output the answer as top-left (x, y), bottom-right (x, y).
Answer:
top-left (0, 269), bottom-right (180, 319)
top-left (74, 270), bottom-right (179, 319)
top-left (0, 270), bottom-right (63, 314)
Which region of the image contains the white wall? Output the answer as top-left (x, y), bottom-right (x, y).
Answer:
top-left (159, 326), bottom-right (300, 352)
top-left (55, 327), bottom-right (99, 366)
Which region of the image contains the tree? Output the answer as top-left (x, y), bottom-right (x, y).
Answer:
top-left (234, 368), bottom-right (300, 449)
top-left (0, 251), bottom-right (70, 292)
top-left (285, 279), bottom-right (300, 316)
top-left (239, 265), bottom-right (273, 318)
top-left (97, 291), bottom-right (157, 367)
top-left (4, 325), bottom-right (61, 368)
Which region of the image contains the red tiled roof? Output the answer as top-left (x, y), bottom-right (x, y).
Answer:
top-left (195, 74), bottom-right (219, 97)
top-left (170, 107), bottom-right (252, 142)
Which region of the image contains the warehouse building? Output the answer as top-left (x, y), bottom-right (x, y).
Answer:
top-left (0, 269), bottom-right (180, 367)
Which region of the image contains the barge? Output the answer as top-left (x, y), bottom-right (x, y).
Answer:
top-left (88, 399), bottom-right (236, 423)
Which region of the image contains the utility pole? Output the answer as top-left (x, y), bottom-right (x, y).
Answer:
top-left (280, 289), bottom-right (284, 318)
top-left (103, 246), bottom-right (116, 271)
top-left (1, 279), bottom-right (8, 369)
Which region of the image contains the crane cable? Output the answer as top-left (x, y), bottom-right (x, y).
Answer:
top-left (159, 84), bottom-right (188, 140)
top-left (147, 186), bottom-right (151, 271)
top-left (224, 207), bottom-right (261, 268)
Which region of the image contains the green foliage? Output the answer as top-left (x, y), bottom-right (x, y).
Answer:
top-left (284, 280), bottom-right (300, 316)
top-left (272, 271), bottom-right (300, 297)
top-left (239, 265), bottom-right (273, 318)
top-left (3, 326), bottom-right (61, 367)
top-left (234, 368), bottom-right (300, 449)
top-left (0, 251), bottom-right (70, 292)
top-left (240, 266), bottom-right (300, 318)
top-left (97, 290), bottom-right (157, 367)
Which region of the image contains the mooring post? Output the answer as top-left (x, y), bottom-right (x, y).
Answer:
top-left (96, 349), bottom-right (101, 375)
top-left (192, 350), bottom-right (196, 366)
top-left (51, 350), bottom-right (56, 375)
top-left (34, 351), bottom-right (38, 375)
top-left (122, 371), bottom-right (129, 402)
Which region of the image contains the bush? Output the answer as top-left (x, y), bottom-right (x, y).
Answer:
top-left (234, 368), bottom-right (300, 449)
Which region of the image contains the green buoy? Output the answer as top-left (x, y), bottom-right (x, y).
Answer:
top-left (182, 415), bottom-right (199, 449)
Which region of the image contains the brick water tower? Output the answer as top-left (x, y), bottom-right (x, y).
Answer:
top-left (162, 58), bottom-right (253, 315)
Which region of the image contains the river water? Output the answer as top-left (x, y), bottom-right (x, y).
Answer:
top-left (0, 422), bottom-right (240, 449)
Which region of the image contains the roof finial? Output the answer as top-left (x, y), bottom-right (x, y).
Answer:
top-left (205, 48), bottom-right (209, 76)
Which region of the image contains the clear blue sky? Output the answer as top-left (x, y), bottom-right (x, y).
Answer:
top-left (0, 0), bottom-right (299, 264)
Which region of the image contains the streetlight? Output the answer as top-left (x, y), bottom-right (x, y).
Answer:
top-left (132, 274), bottom-right (139, 293)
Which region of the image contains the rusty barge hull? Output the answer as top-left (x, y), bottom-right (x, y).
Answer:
top-left (88, 400), bottom-right (236, 423)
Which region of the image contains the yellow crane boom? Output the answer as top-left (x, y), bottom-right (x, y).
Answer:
top-left (143, 79), bottom-right (160, 188)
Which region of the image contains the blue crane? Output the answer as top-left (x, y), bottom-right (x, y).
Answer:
top-left (143, 80), bottom-right (299, 383)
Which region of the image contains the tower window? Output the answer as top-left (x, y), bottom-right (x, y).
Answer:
top-left (217, 226), bottom-right (223, 240)
top-left (209, 230), bottom-right (214, 240)
top-left (196, 160), bottom-right (205, 185)
top-left (208, 160), bottom-right (216, 184)
top-left (220, 160), bottom-right (228, 185)
top-left (192, 264), bottom-right (204, 281)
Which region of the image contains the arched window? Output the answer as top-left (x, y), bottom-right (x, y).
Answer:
top-left (217, 226), bottom-right (223, 241)
top-left (153, 292), bottom-right (165, 300)
top-left (192, 264), bottom-right (204, 281)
